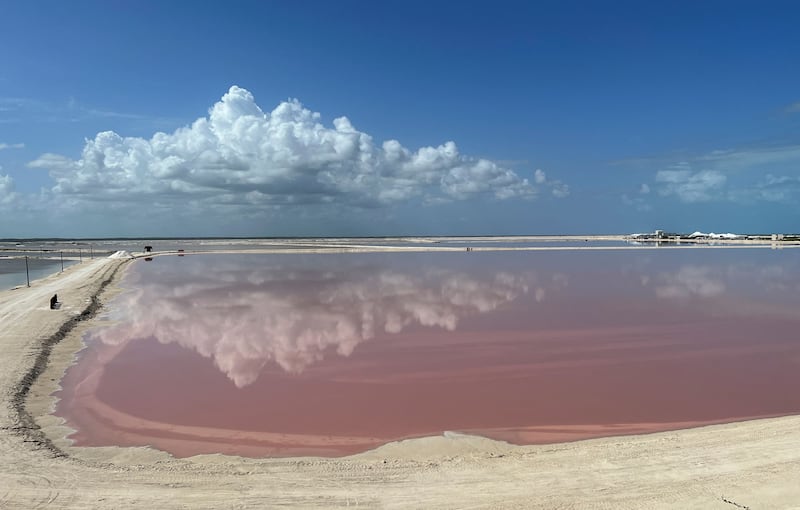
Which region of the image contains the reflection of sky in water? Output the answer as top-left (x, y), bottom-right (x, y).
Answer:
top-left (86, 250), bottom-right (800, 389)
top-left (0, 257), bottom-right (78, 289)
top-left (92, 253), bottom-right (547, 387)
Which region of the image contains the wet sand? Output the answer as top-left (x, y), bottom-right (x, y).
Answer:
top-left (2, 241), bottom-right (800, 509)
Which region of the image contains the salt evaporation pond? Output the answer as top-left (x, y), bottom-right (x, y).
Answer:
top-left (55, 249), bottom-right (800, 457)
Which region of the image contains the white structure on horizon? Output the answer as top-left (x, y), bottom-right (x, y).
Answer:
top-left (687, 231), bottom-right (744, 240)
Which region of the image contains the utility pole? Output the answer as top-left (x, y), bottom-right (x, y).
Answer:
top-left (25, 255), bottom-right (30, 287)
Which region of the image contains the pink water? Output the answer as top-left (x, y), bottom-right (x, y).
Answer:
top-left (56, 250), bottom-right (800, 457)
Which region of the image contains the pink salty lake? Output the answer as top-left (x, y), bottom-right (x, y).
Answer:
top-left (56, 249), bottom-right (800, 457)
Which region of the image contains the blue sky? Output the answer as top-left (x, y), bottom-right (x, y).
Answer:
top-left (1, 0), bottom-right (799, 237)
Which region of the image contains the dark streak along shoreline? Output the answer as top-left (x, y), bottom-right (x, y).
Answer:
top-left (9, 259), bottom-right (128, 459)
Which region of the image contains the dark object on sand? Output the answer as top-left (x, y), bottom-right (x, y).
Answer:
top-left (144, 246), bottom-right (153, 252)
top-left (144, 257), bottom-right (153, 262)
top-left (50, 294), bottom-right (58, 310)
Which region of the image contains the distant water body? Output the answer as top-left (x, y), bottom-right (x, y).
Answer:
top-left (0, 256), bottom-right (77, 290)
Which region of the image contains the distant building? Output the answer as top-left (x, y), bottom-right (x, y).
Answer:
top-left (627, 229), bottom-right (668, 241)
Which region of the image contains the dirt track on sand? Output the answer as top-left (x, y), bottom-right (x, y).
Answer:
top-left (1, 255), bottom-right (799, 509)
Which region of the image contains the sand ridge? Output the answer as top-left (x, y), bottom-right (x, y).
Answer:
top-left (1, 247), bottom-right (800, 508)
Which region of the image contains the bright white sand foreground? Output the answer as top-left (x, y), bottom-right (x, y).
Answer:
top-left (1, 249), bottom-right (800, 509)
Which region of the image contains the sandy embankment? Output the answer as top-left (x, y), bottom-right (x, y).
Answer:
top-left (1, 248), bottom-right (800, 509)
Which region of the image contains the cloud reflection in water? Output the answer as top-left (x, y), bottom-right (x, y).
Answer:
top-left (93, 258), bottom-right (540, 387)
top-left (653, 265), bottom-right (726, 299)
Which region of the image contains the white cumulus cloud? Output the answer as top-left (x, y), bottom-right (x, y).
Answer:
top-left (27, 86), bottom-right (546, 209)
top-left (0, 173), bottom-right (17, 205)
top-left (655, 167), bottom-right (726, 202)
top-left (530, 168), bottom-right (569, 198)
top-left (736, 174), bottom-right (800, 203)
top-left (622, 144), bottom-right (800, 208)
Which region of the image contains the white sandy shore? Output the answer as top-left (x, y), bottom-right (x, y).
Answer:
top-left (1, 246), bottom-right (800, 509)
